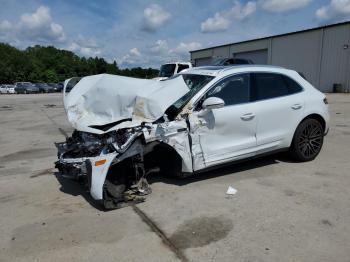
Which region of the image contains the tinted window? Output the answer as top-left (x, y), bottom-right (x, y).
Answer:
top-left (234, 58), bottom-right (250, 64)
top-left (205, 74), bottom-right (250, 106)
top-left (252, 73), bottom-right (289, 101)
top-left (159, 64), bottom-right (176, 77)
top-left (177, 64), bottom-right (189, 73)
top-left (224, 59), bottom-right (234, 65)
top-left (283, 76), bottom-right (303, 94)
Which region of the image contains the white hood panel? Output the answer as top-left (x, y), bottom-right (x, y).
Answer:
top-left (64, 74), bottom-right (189, 134)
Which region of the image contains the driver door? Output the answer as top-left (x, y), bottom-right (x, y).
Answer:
top-left (190, 73), bottom-right (257, 170)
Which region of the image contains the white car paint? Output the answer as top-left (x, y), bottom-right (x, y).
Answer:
top-left (63, 74), bottom-right (189, 134)
top-left (57, 65), bottom-right (330, 201)
top-left (7, 86), bottom-right (15, 94)
top-left (184, 66), bottom-right (329, 169)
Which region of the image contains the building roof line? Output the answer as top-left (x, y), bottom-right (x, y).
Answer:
top-left (190, 20), bottom-right (350, 53)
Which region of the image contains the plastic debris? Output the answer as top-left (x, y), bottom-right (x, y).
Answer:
top-left (226, 186), bottom-right (237, 195)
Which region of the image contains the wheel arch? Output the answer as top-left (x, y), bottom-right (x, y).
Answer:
top-left (288, 113), bottom-right (326, 148)
top-left (300, 113), bottom-right (326, 132)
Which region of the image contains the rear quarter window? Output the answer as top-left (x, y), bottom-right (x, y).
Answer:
top-left (282, 75), bottom-right (303, 94)
top-left (252, 73), bottom-right (303, 101)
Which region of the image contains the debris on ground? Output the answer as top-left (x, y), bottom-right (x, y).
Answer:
top-left (226, 186), bottom-right (237, 196)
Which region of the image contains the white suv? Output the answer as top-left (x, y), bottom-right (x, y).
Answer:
top-left (56, 65), bottom-right (329, 209)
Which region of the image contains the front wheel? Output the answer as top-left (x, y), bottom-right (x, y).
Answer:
top-left (289, 118), bottom-right (324, 162)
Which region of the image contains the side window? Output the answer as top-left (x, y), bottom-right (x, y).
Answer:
top-left (205, 74), bottom-right (250, 106)
top-left (283, 76), bottom-right (303, 94)
top-left (234, 58), bottom-right (249, 64)
top-left (225, 59), bottom-right (234, 65)
top-left (177, 64), bottom-right (189, 73)
top-left (251, 73), bottom-right (289, 101)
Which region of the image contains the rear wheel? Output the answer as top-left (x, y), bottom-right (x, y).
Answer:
top-left (289, 118), bottom-right (324, 162)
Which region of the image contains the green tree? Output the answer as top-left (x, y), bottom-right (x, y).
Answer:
top-left (44, 69), bottom-right (59, 83)
top-left (0, 43), bottom-right (159, 84)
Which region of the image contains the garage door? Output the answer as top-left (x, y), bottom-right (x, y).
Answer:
top-left (234, 49), bottom-right (268, 64)
top-left (195, 57), bottom-right (212, 66)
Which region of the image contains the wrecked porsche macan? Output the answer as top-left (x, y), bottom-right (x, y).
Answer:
top-left (56, 72), bottom-right (213, 209)
top-left (56, 66), bottom-right (329, 209)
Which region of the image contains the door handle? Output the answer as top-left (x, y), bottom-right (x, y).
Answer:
top-left (240, 113), bottom-right (255, 121)
top-left (291, 104), bottom-right (302, 110)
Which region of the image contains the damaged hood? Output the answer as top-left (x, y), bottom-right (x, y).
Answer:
top-left (63, 74), bottom-right (189, 134)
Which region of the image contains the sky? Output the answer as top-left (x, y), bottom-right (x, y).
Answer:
top-left (0, 0), bottom-right (350, 68)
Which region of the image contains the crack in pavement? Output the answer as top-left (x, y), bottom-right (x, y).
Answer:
top-left (132, 205), bottom-right (188, 262)
top-left (34, 101), bottom-right (68, 138)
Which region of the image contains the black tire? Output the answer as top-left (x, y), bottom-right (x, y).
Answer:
top-left (289, 118), bottom-right (324, 162)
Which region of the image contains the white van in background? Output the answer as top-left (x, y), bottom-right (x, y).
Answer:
top-left (154, 62), bottom-right (192, 81)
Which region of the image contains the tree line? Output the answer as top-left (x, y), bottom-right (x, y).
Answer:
top-left (0, 43), bottom-right (159, 84)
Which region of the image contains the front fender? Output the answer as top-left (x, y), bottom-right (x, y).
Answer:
top-left (89, 153), bottom-right (118, 200)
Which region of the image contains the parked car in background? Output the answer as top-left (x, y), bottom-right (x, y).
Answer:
top-left (154, 62), bottom-right (192, 80)
top-left (15, 82), bottom-right (39, 94)
top-left (0, 84), bottom-right (16, 94)
top-left (50, 82), bottom-right (64, 92)
top-left (6, 84), bottom-right (16, 94)
top-left (211, 57), bottom-right (254, 66)
top-left (0, 85), bottom-right (8, 94)
top-left (36, 83), bottom-right (55, 93)
top-left (56, 65), bottom-right (329, 209)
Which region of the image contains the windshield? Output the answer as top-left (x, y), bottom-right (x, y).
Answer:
top-left (165, 74), bottom-right (214, 119)
top-left (159, 64), bottom-right (176, 77)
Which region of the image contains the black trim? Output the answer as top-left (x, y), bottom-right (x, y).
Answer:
top-left (191, 148), bottom-right (289, 175)
top-left (85, 160), bottom-right (92, 190)
top-left (89, 118), bottom-right (132, 131)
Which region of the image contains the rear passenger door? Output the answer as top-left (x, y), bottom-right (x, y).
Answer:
top-left (251, 73), bottom-right (305, 151)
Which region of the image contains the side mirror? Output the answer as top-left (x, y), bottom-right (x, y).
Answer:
top-left (202, 97), bottom-right (225, 110)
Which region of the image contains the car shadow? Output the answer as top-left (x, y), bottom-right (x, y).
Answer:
top-left (53, 152), bottom-right (296, 210)
top-left (54, 172), bottom-right (105, 211)
top-left (148, 152), bottom-right (295, 186)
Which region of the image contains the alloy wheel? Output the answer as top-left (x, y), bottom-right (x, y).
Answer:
top-left (297, 122), bottom-right (323, 159)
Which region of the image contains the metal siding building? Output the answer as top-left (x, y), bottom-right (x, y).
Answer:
top-left (190, 22), bottom-right (350, 92)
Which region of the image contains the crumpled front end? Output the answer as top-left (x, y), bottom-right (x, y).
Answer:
top-left (55, 129), bottom-right (135, 201)
top-left (55, 120), bottom-right (192, 209)
top-left (56, 73), bottom-right (195, 209)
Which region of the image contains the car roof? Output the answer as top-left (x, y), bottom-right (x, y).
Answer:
top-left (163, 62), bottom-right (191, 65)
top-left (181, 65), bottom-right (289, 77)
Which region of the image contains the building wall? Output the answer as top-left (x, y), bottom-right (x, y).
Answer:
top-left (229, 39), bottom-right (270, 57)
top-left (212, 46), bottom-right (230, 57)
top-left (190, 23), bottom-right (350, 92)
top-left (270, 30), bottom-right (323, 88)
top-left (234, 49), bottom-right (268, 64)
top-left (319, 24), bottom-right (350, 92)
